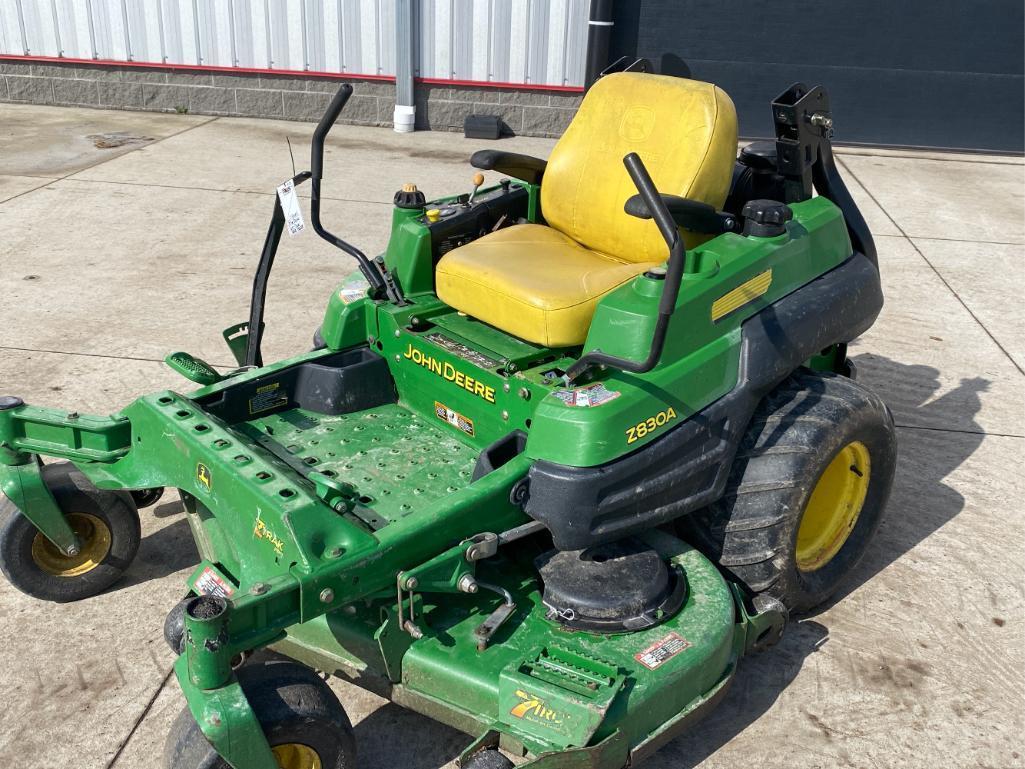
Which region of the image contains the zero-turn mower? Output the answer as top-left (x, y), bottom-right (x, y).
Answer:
top-left (0, 66), bottom-right (895, 769)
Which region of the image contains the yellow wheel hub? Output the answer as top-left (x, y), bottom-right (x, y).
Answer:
top-left (30, 513), bottom-right (112, 577)
top-left (796, 441), bottom-right (871, 573)
top-left (272, 743), bottom-right (322, 769)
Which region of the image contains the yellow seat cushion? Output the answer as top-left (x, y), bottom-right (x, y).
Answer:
top-left (436, 224), bottom-right (658, 348)
top-left (436, 72), bottom-right (738, 347)
top-left (542, 72), bottom-right (738, 263)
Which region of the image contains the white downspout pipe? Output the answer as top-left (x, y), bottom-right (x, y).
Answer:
top-left (394, 0), bottom-right (416, 132)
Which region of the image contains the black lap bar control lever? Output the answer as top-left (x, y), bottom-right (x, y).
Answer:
top-left (565, 152), bottom-right (685, 382)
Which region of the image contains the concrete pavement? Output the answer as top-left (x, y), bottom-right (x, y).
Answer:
top-left (0, 102), bottom-right (1022, 769)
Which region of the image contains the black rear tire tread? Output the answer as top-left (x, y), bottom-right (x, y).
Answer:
top-left (682, 368), bottom-right (897, 613)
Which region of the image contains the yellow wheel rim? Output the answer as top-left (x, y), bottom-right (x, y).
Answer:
top-left (272, 743), bottom-right (323, 769)
top-left (796, 441), bottom-right (871, 573)
top-left (30, 513), bottom-right (112, 577)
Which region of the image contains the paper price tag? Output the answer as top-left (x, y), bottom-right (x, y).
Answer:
top-left (276, 178), bottom-right (305, 236)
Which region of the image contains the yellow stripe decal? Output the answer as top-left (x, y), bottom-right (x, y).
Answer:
top-left (710, 269), bottom-right (773, 322)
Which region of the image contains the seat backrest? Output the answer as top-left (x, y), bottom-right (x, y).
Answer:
top-left (541, 73), bottom-right (738, 263)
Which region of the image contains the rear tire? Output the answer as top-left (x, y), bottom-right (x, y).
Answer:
top-left (0, 462), bottom-right (141, 602)
top-left (682, 369), bottom-right (896, 613)
top-left (165, 661), bottom-right (356, 769)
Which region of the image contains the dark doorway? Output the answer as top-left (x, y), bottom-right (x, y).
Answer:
top-left (610, 1), bottom-right (1024, 152)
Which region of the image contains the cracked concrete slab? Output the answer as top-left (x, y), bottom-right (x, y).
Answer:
top-left (908, 237), bottom-right (1025, 372)
top-left (0, 102), bottom-right (210, 178)
top-left (0, 174), bottom-right (55, 203)
top-left (69, 116), bottom-right (557, 205)
top-left (840, 153), bottom-right (1025, 243)
top-left (851, 235), bottom-right (1024, 437)
top-left (0, 180), bottom-right (381, 367)
top-left (836, 145), bottom-right (1024, 165)
top-left (834, 158), bottom-right (901, 237)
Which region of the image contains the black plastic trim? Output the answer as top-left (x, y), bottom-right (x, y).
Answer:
top-left (524, 252), bottom-right (883, 551)
top-left (472, 430), bottom-right (528, 482)
top-left (625, 193), bottom-right (738, 235)
top-left (470, 150), bottom-right (547, 185)
top-left (197, 348), bottom-right (396, 424)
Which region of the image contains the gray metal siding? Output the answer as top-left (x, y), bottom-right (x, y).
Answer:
top-left (0, 0), bottom-right (588, 86)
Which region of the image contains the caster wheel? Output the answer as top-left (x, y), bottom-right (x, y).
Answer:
top-left (463, 749), bottom-right (515, 769)
top-left (165, 661), bottom-right (356, 769)
top-left (0, 462), bottom-right (141, 602)
top-left (164, 598), bottom-right (190, 654)
top-left (131, 487), bottom-right (165, 508)
top-left (312, 326), bottom-right (327, 350)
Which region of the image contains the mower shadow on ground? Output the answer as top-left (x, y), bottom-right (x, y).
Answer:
top-left (117, 515), bottom-right (198, 590)
top-left (352, 702), bottom-right (468, 769)
top-left (645, 619), bottom-right (829, 769)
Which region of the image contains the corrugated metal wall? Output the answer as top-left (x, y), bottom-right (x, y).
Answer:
top-left (0, 0), bottom-right (588, 86)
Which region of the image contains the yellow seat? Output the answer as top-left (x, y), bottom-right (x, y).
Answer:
top-left (436, 224), bottom-right (660, 348)
top-left (436, 72), bottom-right (738, 347)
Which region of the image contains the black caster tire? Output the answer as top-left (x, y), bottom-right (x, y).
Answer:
top-left (463, 749), bottom-right (515, 769)
top-left (131, 487), bottom-right (165, 508)
top-left (164, 597), bottom-right (190, 654)
top-left (682, 369), bottom-right (897, 614)
top-left (0, 462), bottom-right (141, 602)
top-left (165, 661), bottom-right (356, 769)
top-left (312, 326), bottom-right (327, 350)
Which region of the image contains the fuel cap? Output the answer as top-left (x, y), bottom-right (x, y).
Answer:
top-left (393, 183), bottom-right (426, 210)
top-left (742, 199), bottom-right (793, 237)
top-left (0, 396), bottom-right (24, 411)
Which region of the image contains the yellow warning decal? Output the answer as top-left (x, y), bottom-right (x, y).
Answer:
top-left (711, 269), bottom-right (773, 322)
top-left (248, 381), bottom-right (288, 415)
top-left (434, 401), bottom-right (475, 437)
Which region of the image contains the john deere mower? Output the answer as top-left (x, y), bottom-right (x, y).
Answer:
top-left (0, 67), bottom-right (895, 769)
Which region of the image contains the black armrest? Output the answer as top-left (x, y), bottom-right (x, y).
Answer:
top-left (625, 193), bottom-right (738, 235)
top-left (470, 150), bottom-right (547, 185)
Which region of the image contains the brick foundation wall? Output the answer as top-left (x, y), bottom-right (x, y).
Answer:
top-left (0, 60), bottom-right (581, 138)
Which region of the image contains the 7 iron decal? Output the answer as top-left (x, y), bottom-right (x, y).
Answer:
top-left (510, 690), bottom-right (564, 726)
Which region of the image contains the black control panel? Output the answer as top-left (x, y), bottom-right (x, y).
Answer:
top-left (422, 183), bottom-right (530, 259)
